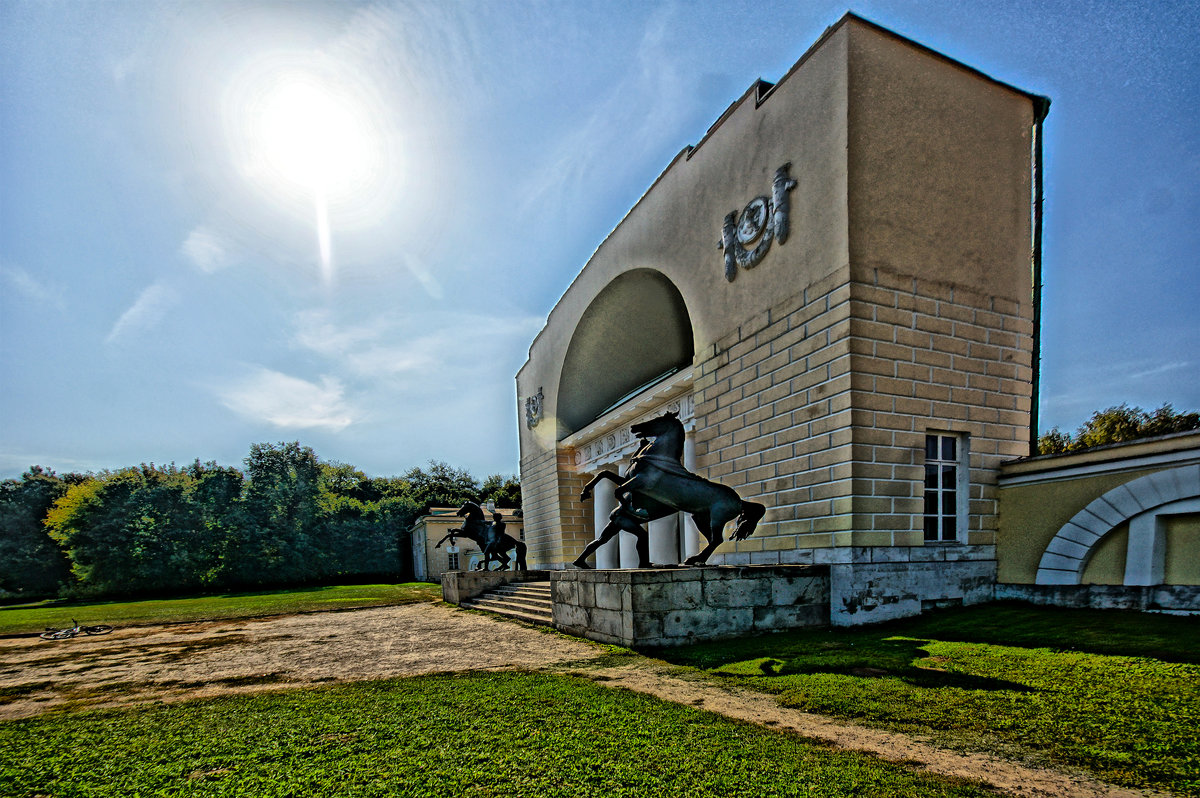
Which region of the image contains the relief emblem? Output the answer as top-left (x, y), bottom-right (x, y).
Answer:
top-left (524, 387), bottom-right (544, 429)
top-left (719, 163), bottom-right (798, 282)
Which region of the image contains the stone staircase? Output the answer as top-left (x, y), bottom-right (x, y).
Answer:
top-left (460, 580), bottom-right (554, 626)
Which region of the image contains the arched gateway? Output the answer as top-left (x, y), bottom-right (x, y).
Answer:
top-left (517, 13), bottom-right (1050, 627)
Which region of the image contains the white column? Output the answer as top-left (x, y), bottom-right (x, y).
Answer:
top-left (681, 432), bottom-right (702, 559)
top-left (649, 514), bottom-right (679, 565)
top-left (1124, 510), bottom-right (1166, 586)
top-left (616, 459), bottom-right (642, 568)
top-left (592, 476), bottom-right (620, 570)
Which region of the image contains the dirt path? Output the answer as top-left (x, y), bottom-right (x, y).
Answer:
top-left (0, 602), bottom-right (1166, 798)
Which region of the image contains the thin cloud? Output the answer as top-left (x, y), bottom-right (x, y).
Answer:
top-left (1, 265), bottom-right (66, 311)
top-left (181, 226), bottom-right (232, 273)
top-left (1128, 361), bottom-right (1191, 380)
top-left (105, 283), bottom-right (178, 344)
top-left (217, 367), bottom-right (353, 430)
top-left (291, 308), bottom-right (542, 380)
top-left (517, 6), bottom-right (690, 214)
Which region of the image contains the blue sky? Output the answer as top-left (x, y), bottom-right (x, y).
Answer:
top-left (2, 0), bottom-right (1197, 480)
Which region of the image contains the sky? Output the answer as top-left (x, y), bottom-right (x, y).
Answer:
top-left (1, 0), bottom-right (1197, 481)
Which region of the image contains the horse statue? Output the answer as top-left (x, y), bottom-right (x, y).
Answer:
top-left (572, 411), bottom-right (765, 568)
top-left (435, 501), bottom-right (527, 571)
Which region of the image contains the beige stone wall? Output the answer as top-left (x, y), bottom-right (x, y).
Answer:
top-left (692, 263), bottom-right (1033, 564)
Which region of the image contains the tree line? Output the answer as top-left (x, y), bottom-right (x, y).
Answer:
top-left (0, 442), bottom-right (520, 601)
top-left (1037, 403), bottom-right (1199, 455)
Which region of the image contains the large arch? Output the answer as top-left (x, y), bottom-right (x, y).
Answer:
top-left (1035, 464), bottom-right (1200, 585)
top-left (557, 269), bottom-right (694, 436)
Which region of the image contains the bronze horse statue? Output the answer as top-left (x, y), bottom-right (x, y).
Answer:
top-left (573, 411), bottom-right (765, 568)
top-left (434, 501), bottom-right (527, 571)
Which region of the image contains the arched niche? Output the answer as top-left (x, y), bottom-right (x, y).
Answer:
top-left (557, 269), bottom-right (694, 436)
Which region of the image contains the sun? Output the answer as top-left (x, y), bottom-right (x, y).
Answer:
top-left (246, 71), bottom-right (379, 200)
top-left (225, 54), bottom-right (395, 283)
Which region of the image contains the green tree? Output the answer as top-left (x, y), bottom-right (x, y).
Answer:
top-left (1038, 403), bottom-right (1200, 455)
top-left (46, 465), bottom-right (211, 596)
top-left (479, 473), bottom-right (522, 510)
top-left (0, 467), bottom-right (73, 597)
top-left (231, 442), bottom-right (322, 586)
top-left (401, 461), bottom-right (479, 511)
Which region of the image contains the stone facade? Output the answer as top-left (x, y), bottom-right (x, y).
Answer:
top-left (516, 13), bottom-right (1049, 626)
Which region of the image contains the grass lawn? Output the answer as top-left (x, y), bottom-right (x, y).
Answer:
top-left (0, 671), bottom-right (998, 798)
top-left (0, 582), bottom-right (441, 636)
top-left (652, 603), bottom-right (1200, 796)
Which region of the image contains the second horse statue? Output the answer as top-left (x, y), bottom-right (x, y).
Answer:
top-left (573, 410), bottom-right (765, 568)
top-left (435, 501), bottom-right (528, 571)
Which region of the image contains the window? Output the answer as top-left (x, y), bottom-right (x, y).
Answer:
top-left (446, 553), bottom-right (460, 570)
top-left (924, 433), bottom-right (965, 542)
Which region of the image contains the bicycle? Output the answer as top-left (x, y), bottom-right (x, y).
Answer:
top-left (39, 619), bottom-right (114, 640)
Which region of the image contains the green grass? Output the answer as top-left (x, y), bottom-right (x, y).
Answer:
top-left (0, 582), bottom-right (441, 636)
top-left (0, 671), bottom-right (997, 798)
top-left (652, 603), bottom-right (1200, 796)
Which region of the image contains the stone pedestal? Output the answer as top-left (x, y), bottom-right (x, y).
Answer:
top-left (551, 565), bottom-right (830, 647)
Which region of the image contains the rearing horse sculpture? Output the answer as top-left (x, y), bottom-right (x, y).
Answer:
top-left (435, 501), bottom-right (527, 571)
top-left (573, 411), bottom-right (765, 568)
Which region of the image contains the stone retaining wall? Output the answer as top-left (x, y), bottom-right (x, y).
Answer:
top-left (551, 565), bottom-right (830, 647)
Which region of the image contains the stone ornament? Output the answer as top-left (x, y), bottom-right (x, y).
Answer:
top-left (525, 387), bottom-right (544, 429)
top-left (720, 163), bottom-right (798, 281)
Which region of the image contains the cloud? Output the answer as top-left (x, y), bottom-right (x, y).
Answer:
top-left (291, 308), bottom-right (542, 381)
top-left (217, 367), bottom-right (353, 430)
top-left (181, 226), bottom-right (232, 273)
top-left (1128, 361), bottom-right (1191, 381)
top-left (105, 283), bottom-right (178, 344)
top-left (1, 265), bottom-right (66, 311)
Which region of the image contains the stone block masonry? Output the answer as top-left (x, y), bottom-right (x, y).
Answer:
top-left (551, 565), bottom-right (830, 647)
top-left (695, 265), bottom-right (1033, 565)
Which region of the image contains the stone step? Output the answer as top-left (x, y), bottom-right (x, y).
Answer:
top-left (492, 583), bottom-right (551, 598)
top-left (461, 580), bottom-right (554, 626)
top-left (462, 598), bottom-right (553, 626)
top-left (469, 594), bottom-right (552, 614)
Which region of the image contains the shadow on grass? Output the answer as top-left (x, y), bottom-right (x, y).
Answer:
top-left (703, 636), bottom-right (1035, 693)
top-left (649, 603), bottom-right (1200, 673)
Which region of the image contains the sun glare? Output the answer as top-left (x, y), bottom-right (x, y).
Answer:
top-left (250, 74), bottom-right (377, 198)
top-left (226, 53), bottom-right (398, 284)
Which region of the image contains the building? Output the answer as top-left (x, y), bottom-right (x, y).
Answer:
top-left (517, 12), bottom-right (1048, 625)
top-left (410, 506), bottom-right (524, 582)
top-left (509, 12), bottom-right (1199, 632)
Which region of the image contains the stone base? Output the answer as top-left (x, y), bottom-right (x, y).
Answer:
top-left (829, 554), bottom-right (997, 626)
top-left (550, 565), bottom-right (830, 647)
top-left (441, 569), bottom-right (551, 604)
top-left (996, 582), bottom-right (1200, 612)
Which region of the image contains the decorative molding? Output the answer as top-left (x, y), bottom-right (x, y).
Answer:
top-left (720, 163), bottom-right (798, 281)
top-left (570, 393), bottom-right (695, 472)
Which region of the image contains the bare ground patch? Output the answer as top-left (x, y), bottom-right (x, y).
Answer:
top-left (0, 601), bottom-right (602, 718)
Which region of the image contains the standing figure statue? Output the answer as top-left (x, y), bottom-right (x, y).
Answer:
top-left (435, 501), bottom-right (527, 571)
top-left (572, 411), bottom-right (765, 568)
